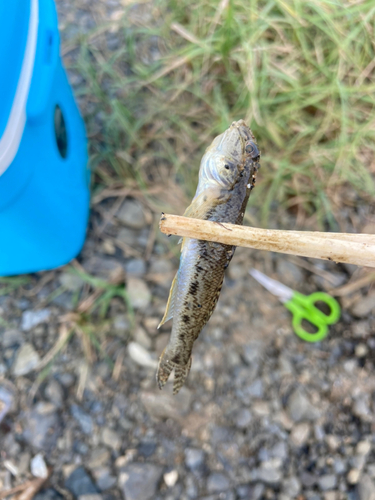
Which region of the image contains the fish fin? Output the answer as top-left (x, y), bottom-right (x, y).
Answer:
top-left (158, 273), bottom-right (178, 329)
top-left (156, 349), bottom-right (192, 395)
top-left (178, 237), bottom-right (183, 245)
top-left (172, 356), bottom-right (192, 395)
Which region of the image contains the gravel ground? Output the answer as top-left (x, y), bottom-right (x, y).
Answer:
top-left (1, 2), bottom-right (375, 500)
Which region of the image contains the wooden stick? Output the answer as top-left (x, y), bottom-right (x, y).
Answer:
top-left (159, 214), bottom-right (375, 268)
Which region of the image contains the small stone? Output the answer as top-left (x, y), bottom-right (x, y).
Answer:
top-left (318, 475), bottom-right (337, 491)
top-left (30, 453), bottom-right (48, 479)
top-left (282, 476), bottom-right (301, 497)
top-left (92, 467), bottom-right (117, 491)
top-left (256, 465), bottom-right (282, 485)
top-left (0, 384), bottom-right (16, 423)
top-left (185, 449), bottom-right (205, 471)
top-left (355, 344), bottom-right (369, 357)
top-left (353, 395), bottom-right (371, 421)
top-left (65, 467), bottom-right (99, 496)
top-left (78, 495), bottom-right (102, 500)
top-left (353, 321), bottom-right (370, 338)
top-left (33, 488), bottom-right (64, 500)
top-left (141, 387), bottom-right (192, 420)
top-left (127, 278), bottom-right (151, 310)
top-left (357, 474), bottom-right (375, 500)
top-left (117, 199), bottom-right (146, 229)
top-left (22, 402), bottom-right (61, 451)
top-left (252, 401), bottom-right (270, 416)
top-left (133, 326), bottom-right (152, 349)
top-left (125, 259), bottom-right (146, 277)
top-left (83, 256), bottom-right (123, 280)
top-left (234, 408), bottom-right (252, 429)
top-left (21, 309), bottom-right (51, 331)
top-left (12, 343), bottom-right (40, 376)
top-left (128, 342), bottom-right (157, 369)
top-left (347, 469), bottom-right (361, 485)
top-left (44, 379), bottom-right (64, 407)
top-left (59, 273), bottom-right (84, 291)
top-left (351, 293), bottom-right (375, 317)
top-left (112, 314), bottom-right (130, 333)
top-left (357, 440), bottom-right (371, 455)
top-left (324, 493), bottom-right (338, 500)
top-left (100, 427), bottom-right (122, 451)
top-left (1, 329), bottom-right (24, 348)
top-left (70, 404), bottom-right (93, 435)
top-left (164, 470), bottom-right (178, 487)
top-left (207, 473), bottom-right (230, 493)
top-left (87, 448), bottom-right (111, 469)
top-left (287, 389), bottom-right (319, 422)
top-left (290, 423), bottom-right (310, 447)
top-left (334, 458), bottom-right (347, 475)
top-left (118, 463), bottom-right (163, 500)
top-left (326, 434), bottom-right (340, 451)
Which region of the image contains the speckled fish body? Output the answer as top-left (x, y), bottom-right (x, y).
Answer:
top-left (157, 120), bottom-right (260, 394)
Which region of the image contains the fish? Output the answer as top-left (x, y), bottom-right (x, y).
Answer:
top-left (157, 119), bottom-right (261, 394)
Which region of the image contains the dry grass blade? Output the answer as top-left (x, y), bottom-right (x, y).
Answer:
top-left (0, 468), bottom-right (51, 500)
top-left (329, 271), bottom-right (375, 297)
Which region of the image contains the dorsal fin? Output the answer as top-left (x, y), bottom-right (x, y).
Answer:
top-left (158, 272), bottom-right (178, 329)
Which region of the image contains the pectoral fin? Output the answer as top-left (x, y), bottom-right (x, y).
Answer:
top-left (158, 273), bottom-right (178, 329)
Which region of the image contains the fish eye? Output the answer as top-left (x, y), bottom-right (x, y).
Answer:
top-left (224, 164), bottom-right (230, 170)
top-left (245, 141), bottom-right (259, 159)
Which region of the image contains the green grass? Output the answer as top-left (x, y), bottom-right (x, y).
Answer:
top-left (65, 0), bottom-right (375, 230)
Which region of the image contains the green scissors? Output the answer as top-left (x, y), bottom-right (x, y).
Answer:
top-left (249, 268), bottom-right (341, 342)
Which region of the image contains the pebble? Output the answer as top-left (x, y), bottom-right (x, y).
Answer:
top-left (1, 329), bottom-right (24, 348)
top-left (44, 379), bottom-right (64, 407)
top-left (357, 440), bottom-right (371, 455)
top-left (127, 277), bottom-right (151, 310)
top-left (290, 422), bottom-right (310, 446)
top-left (0, 383), bottom-right (16, 423)
top-left (31, 453), bottom-right (48, 479)
top-left (164, 469), bottom-right (178, 487)
top-left (353, 321), bottom-right (370, 338)
top-left (357, 474), bottom-right (375, 500)
top-left (282, 476), bottom-right (301, 496)
top-left (287, 389), bottom-right (319, 422)
top-left (22, 402), bottom-right (61, 451)
top-left (70, 404), bottom-right (94, 435)
top-left (65, 467), bottom-right (99, 496)
top-left (140, 387), bottom-right (192, 420)
top-left (207, 472), bottom-right (230, 493)
top-left (133, 326), bottom-right (152, 349)
top-left (128, 342), bottom-right (157, 369)
top-left (117, 198), bottom-right (146, 229)
top-left (185, 449), bottom-right (205, 471)
top-left (318, 474), bottom-right (337, 491)
top-left (33, 489), bottom-right (64, 500)
top-left (12, 343), bottom-right (40, 376)
top-left (256, 465), bottom-right (282, 485)
top-left (351, 293), bottom-right (375, 317)
top-left (59, 273), bottom-right (84, 291)
top-left (125, 259), bottom-right (146, 277)
top-left (100, 427), bottom-right (122, 451)
top-left (234, 408), bottom-right (252, 428)
top-left (118, 463), bottom-right (163, 500)
top-left (21, 309), bottom-right (51, 331)
top-left (91, 467), bottom-right (117, 490)
top-left (355, 343), bottom-right (369, 357)
top-left (112, 314), bottom-right (130, 333)
top-left (347, 468), bottom-right (361, 485)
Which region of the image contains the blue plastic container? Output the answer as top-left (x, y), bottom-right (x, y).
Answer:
top-left (0, 0), bottom-right (90, 276)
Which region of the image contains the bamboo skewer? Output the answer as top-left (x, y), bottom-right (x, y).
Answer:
top-left (159, 214), bottom-right (375, 268)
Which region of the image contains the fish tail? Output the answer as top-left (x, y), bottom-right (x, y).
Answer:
top-left (156, 348), bottom-right (192, 395)
top-left (173, 356), bottom-right (192, 395)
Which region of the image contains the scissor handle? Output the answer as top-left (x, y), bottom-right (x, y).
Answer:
top-left (285, 292), bottom-right (341, 343)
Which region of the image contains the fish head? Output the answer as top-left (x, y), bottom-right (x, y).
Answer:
top-left (199, 120), bottom-right (256, 190)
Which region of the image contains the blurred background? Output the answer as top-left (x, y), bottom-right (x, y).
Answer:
top-left (1, 1), bottom-right (375, 500)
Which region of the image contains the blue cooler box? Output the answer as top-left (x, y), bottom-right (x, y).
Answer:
top-left (0, 0), bottom-right (90, 276)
